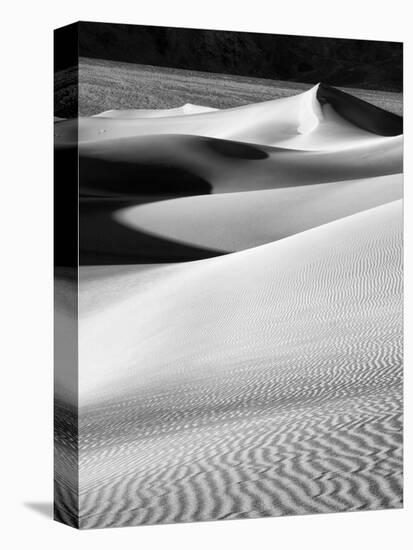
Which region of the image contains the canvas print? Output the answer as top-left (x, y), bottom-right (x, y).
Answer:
top-left (54, 22), bottom-right (403, 529)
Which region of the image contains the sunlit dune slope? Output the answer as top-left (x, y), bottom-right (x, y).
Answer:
top-left (55, 84), bottom-right (402, 151)
top-left (114, 174), bottom-right (402, 253)
top-left (79, 200), bottom-right (402, 405)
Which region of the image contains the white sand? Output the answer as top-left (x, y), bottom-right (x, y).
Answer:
top-left (76, 201), bottom-right (402, 527)
top-left (55, 84), bottom-right (404, 527)
top-left (79, 200), bottom-right (402, 402)
top-left (56, 84), bottom-right (401, 151)
top-left (114, 174), bottom-right (402, 253)
top-left (92, 103), bottom-right (218, 118)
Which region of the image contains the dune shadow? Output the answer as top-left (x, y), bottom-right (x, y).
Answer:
top-left (80, 198), bottom-right (227, 264)
top-left (77, 144), bottom-right (229, 263)
top-left (317, 84), bottom-right (403, 136)
top-left (79, 155), bottom-right (213, 197)
top-left (55, 144), bottom-right (228, 264)
top-left (201, 137), bottom-right (268, 159)
top-left (24, 501), bottom-right (53, 519)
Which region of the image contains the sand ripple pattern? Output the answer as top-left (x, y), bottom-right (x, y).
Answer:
top-left (73, 201), bottom-right (402, 528)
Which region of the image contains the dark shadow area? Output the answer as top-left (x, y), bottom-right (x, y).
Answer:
top-left (54, 23), bottom-right (78, 118)
top-left (24, 502), bottom-right (53, 519)
top-left (54, 68), bottom-right (78, 119)
top-left (80, 198), bottom-right (226, 264)
top-left (317, 84), bottom-right (403, 136)
top-left (203, 138), bottom-right (268, 160)
top-left (78, 22), bottom-right (402, 92)
top-left (77, 144), bottom-right (229, 263)
top-left (79, 155), bottom-right (213, 196)
top-left (54, 145), bottom-right (79, 269)
top-left (77, 135), bottom-right (268, 200)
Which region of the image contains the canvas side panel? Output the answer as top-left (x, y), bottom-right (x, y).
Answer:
top-left (54, 22), bottom-right (79, 529)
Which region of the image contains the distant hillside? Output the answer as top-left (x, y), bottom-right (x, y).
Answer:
top-left (77, 21), bottom-right (402, 92)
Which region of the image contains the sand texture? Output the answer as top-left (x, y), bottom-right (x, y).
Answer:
top-left (54, 82), bottom-right (403, 528)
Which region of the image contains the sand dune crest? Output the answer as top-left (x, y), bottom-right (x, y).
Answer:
top-left (55, 84), bottom-right (403, 151)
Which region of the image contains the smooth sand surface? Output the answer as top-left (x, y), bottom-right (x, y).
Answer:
top-left (71, 86), bottom-right (402, 265)
top-left (54, 83), bottom-right (403, 527)
top-left (79, 201), bottom-right (402, 401)
top-left (92, 103), bottom-right (218, 118)
top-left (77, 132), bottom-right (401, 262)
top-left (79, 133), bottom-right (402, 195)
top-left (114, 174), bottom-right (402, 253)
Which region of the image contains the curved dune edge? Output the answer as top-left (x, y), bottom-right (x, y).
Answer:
top-left (62, 82), bottom-right (404, 527)
top-left (55, 84), bottom-right (403, 151)
top-left (79, 200), bottom-right (402, 404)
top-left (317, 84), bottom-right (403, 136)
top-left (72, 200), bottom-right (403, 527)
top-left (92, 103), bottom-right (218, 118)
top-left (76, 128), bottom-right (402, 264)
top-left (114, 174), bottom-right (403, 253)
top-left (78, 133), bottom-right (402, 199)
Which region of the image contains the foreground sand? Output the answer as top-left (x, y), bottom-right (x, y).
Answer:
top-left (55, 83), bottom-right (403, 528)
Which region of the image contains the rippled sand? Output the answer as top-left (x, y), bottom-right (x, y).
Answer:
top-left (54, 83), bottom-right (403, 528)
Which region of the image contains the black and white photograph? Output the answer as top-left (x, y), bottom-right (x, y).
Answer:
top-left (3, 3), bottom-right (411, 548)
top-left (53, 21), bottom-right (403, 529)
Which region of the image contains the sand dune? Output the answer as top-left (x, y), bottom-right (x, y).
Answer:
top-left (56, 84), bottom-right (402, 151)
top-left (79, 133), bottom-right (402, 198)
top-left (79, 200), bottom-right (402, 402)
top-left (75, 92), bottom-right (402, 263)
top-left (114, 174), bottom-right (402, 253)
top-left (77, 126), bottom-right (401, 262)
top-left (54, 83), bottom-right (403, 527)
top-left (74, 201), bottom-right (402, 527)
top-left (92, 103), bottom-right (218, 118)
top-left (78, 173), bottom-right (402, 264)
top-left (316, 84), bottom-right (402, 136)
